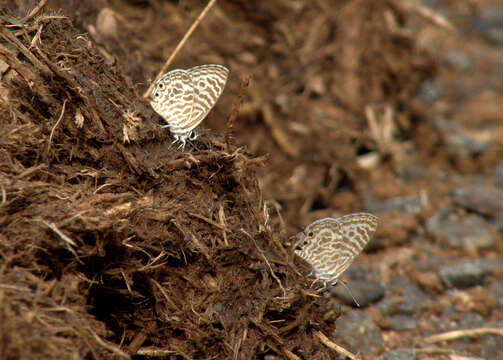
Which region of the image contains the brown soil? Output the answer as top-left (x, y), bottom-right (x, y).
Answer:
top-left (1, 0), bottom-right (502, 359)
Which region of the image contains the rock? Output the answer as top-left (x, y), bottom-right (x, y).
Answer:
top-left (342, 265), bottom-right (368, 281)
top-left (444, 50), bottom-right (472, 71)
top-left (471, 6), bottom-right (503, 45)
top-left (426, 212), bottom-right (495, 250)
top-left (479, 321), bottom-right (503, 358)
top-left (379, 348), bottom-right (417, 360)
top-left (451, 185), bottom-right (503, 216)
top-left (493, 161), bottom-right (503, 186)
top-left (434, 118), bottom-right (491, 157)
top-left (439, 262), bottom-right (489, 289)
top-left (434, 305), bottom-right (457, 332)
top-left (474, 258), bottom-right (503, 274)
top-left (458, 312), bottom-right (485, 328)
top-left (335, 311), bottom-right (382, 354)
top-left (331, 280), bottom-right (385, 307)
top-left (376, 285), bottom-right (430, 316)
top-left (489, 280), bottom-right (503, 309)
top-left (387, 315), bottom-right (417, 331)
top-left (435, 308), bottom-right (485, 334)
top-left (420, 0), bottom-right (442, 8)
top-left (397, 164), bottom-right (425, 182)
top-left (365, 194), bottom-right (425, 215)
top-left (489, 212), bottom-right (503, 231)
top-left (416, 79), bottom-right (444, 104)
top-left (445, 132), bottom-right (491, 157)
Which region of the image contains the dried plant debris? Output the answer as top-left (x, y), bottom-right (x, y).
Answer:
top-left (0, 12), bottom-right (340, 359)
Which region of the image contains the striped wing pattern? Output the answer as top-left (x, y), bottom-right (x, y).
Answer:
top-left (185, 64), bottom-right (229, 133)
top-left (149, 64), bottom-right (229, 147)
top-left (294, 213), bottom-right (378, 284)
top-left (150, 70), bottom-right (194, 131)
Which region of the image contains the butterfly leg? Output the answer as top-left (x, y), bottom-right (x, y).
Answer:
top-left (188, 130), bottom-right (199, 141)
top-left (310, 278), bottom-right (324, 289)
top-left (177, 137), bottom-right (186, 150)
top-left (170, 134), bottom-right (186, 150)
top-left (310, 277), bottom-right (332, 292)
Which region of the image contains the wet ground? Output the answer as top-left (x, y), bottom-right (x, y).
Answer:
top-left (1, 0), bottom-right (503, 359)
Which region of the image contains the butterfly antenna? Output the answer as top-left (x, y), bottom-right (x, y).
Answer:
top-left (339, 279), bottom-right (360, 307)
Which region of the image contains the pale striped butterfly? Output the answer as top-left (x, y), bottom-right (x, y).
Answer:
top-left (149, 64), bottom-right (229, 148)
top-left (294, 213), bottom-right (378, 288)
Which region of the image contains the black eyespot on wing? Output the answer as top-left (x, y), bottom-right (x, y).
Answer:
top-left (307, 231), bottom-right (314, 237)
top-left (158, 83), bottom-right (164, 89)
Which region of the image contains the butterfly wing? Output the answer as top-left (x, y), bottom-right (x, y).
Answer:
top-left (295, 213), bottom-right (378, 283)
top-left (326, 213), bottom-right (378, 280)
top-left (295, 218), bottom-right (340, 281)
top-left (183, 64), bottom-right (229, 132)
top-left (150, 69), bottom-right (194, 132)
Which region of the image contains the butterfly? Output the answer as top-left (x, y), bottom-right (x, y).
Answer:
top-left (294, 213), bottom-right (378, 288)
top-left (149, 64), bottom-right (229, 148)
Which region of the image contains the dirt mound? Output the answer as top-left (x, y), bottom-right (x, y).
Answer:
top-left (0, 12), bottom-right (334, 359)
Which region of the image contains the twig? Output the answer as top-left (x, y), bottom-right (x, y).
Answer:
top-left (30, 23), bottom-right (44, 48)
top-left (282, 347), bottom-right (301, 360)
top-left (89, 328), bottom-right (131, 359)
top-left (262, 102), bottom-right (299, 157)
top-left (126, 321), bottom-right (156, 355)
top-left (243, 229), bottom-right (286, 297)
top-left (46, 99), bottom-right (67, 154)
top-left (39, 219), bottom-right (76, 247)
top-left (150, 278), bottom-right (181, 312)
top-left (249, 318), bottom-right (285, 345)
top-left (136, 251), bottom-right (167, 272)
top-left (0, 26), bottom-right (52, 75)
top-left (121, 270), bottom-right (133, 296)
top-left (225, 75), bottom-right (251, 152)
top-left (22, 0), bottom-right (48, 23)
top-left (136, 347), bottom-right (177, 357)
top-left (389, 0), bottom-right (454, 31)
top-left (448, 355), bottom-right (484, 360)
top-left (0, 284), bottom-right (32, 292)
top-left (189, 232), bottom-right (211, 261)
top-left (232, 328), bottom-right (247, 360)
top-left (163, 154), bottom-right (201, 172)
top-left (218, 205), bottom-right (228, 246)
top-left (313, 330), bottom-right (359, 360)
top-left (142, 0), bottom-right (218, 99)
top-left (265, 200), bottom-right (285, 234)
top-left (249, 85), bottom-right (300, 158)
top-left (365, 104), bottom-right (395, 156)
top-left (34, 47), bottom-right (105, 132)
top-left (188, 212), bottom-right (229, 232)
top-left (424, 328), bottom-right (503, 343)
top-left (15, 163), bottom-right (47, 179)
top-left (0, 184), bottom-right (6, 204)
